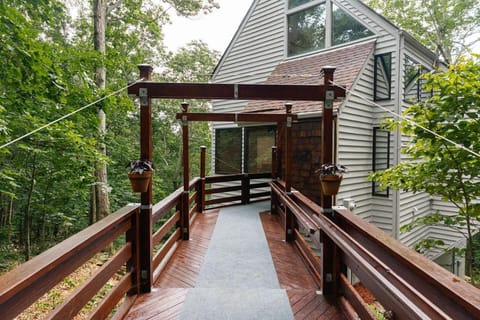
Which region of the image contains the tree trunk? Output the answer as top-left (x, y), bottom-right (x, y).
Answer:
top-left (92, 0), bottom-right (110, 222)
top-left (466, 216), bottom-right (475, 285)
top-left (24, 160), bottom-right (36, 261)
top-left (7, 195), bottom-right (13, 243)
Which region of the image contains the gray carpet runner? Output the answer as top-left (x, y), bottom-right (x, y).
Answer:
top-left (180, 202), bottom-right (294, 320)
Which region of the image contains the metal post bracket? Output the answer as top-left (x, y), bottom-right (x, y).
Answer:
top-left (139, 88), bottom-right (148, 107)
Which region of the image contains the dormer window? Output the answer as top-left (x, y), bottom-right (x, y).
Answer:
top-left (287, 1), bottom-right (374, 57)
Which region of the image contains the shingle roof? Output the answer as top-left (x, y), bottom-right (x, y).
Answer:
top-left (244, 40), bottom-right (376, 114)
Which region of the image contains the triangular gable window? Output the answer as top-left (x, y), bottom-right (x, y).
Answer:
top-left (332, 4), bottom-right (374, 46)
top-left (287, 0), bottom-right (374, 57)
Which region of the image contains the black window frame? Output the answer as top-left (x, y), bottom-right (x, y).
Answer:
top-left (372, 127), bottom-right (390, 197)
top-left (374, 52), bottom-right (392, 101)
top-left (403, 55), bottom-right (433, 103)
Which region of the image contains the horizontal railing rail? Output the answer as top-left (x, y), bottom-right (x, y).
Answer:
top-left (204, 172), bottom-right (271, 209)
top-left (0, 173), bottom-right (272, 319)
top-left (0, 204), bottom-right (139, 320)
top-left (151, 178), bottom-right (200, 282)
top-left (270, 180), bottom-right (480, 320)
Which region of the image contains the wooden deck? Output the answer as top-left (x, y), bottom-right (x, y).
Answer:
top-left (124, 207), bottom-right (343, 320)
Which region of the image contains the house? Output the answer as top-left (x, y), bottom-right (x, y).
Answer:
top-left (210, 0), bottom-right (464, 275)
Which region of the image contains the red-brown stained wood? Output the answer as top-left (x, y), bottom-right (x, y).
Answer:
top-left (260, 212), bottom-right (343, 319)
top-left (123, 288), bottom-right (188, 320)
top-left (157, 209), bottom-right (218, 289)
top-left (123, 209), bottom-right (343, 320)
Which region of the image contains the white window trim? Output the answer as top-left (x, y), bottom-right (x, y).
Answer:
top-left (287, 0), bottom-right (326, 14)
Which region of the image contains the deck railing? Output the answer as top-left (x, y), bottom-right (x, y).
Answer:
top-left (0, 173), bottom-right (270, 319)
top-left (0, 204), bottom-right (140, 320)
top-left (2, 175), bottom-right (480, 319)
top-left (204, 172), bottom-right (271, 209)
top-left (270, 180), bottom-right (480, 320)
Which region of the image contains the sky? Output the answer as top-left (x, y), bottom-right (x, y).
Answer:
top-left (163, 1), bottom-right (254, 54)
top-left (163, 1), bottom-right (479, 56)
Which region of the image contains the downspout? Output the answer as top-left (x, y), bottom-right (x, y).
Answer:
top-left (393, 31), bottom-right (404, 240)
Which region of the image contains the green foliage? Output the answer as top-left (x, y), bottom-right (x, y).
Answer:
top-left (0, 0), bottom-right (219, 269)
top-left (370, 56), bottom-right (480, 279)
top-left (365, 0), bottom-right (480, 63)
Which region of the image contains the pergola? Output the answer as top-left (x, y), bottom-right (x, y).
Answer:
top-left (127, 64), bottom-right (345, 289)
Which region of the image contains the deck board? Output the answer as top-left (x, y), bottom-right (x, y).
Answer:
top-left (123, 206), bottom-right (343, 320)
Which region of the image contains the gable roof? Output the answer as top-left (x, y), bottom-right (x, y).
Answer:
top-left (243, 40), bottom-right (375, 114)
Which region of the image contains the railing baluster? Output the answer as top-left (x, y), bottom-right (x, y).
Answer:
top-left (198, 146), bottom-right (206, 213)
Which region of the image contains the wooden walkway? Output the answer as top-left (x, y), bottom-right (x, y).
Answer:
top-left (124, 206), bottom-right (343, 320)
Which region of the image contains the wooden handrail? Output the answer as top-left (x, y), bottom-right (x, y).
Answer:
top-left (0, 176), bottom-right (200, 320)
top-left (270, 181), bottom-right (480, 319)
top-left (203, 172), bottom-right (271, 209)
top-left (0, 204), bottom-right (139, 320)
top-left (0, 169), bottom-right (273, 319)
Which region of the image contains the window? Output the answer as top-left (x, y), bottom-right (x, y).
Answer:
top-left (287, 1), bottom-right (374, 57)
top-left (245, 127), bottom-right (276, 173)
top-left (332, 4), bottom-right (374, 46)
top-left (404, 56), bottom-right (433, 103)
top-left (215, 126), bottom-right (276, 174)
top-left (288, 4), bottom-right (326, 56)
top-left (374, 53), bottom-right (392, 101)
top-left (215, 128), bottom-right (242, 174)
top-left (372, 127), bottom-right (390, 197)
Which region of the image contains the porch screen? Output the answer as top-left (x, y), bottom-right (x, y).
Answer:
top-left (215, 128), bottom-right (242, 174)
top-left (245, 127), bottom-right (276, 174)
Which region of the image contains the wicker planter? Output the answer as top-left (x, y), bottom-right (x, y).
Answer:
top-left (320, 175), bottom-right (342, 196)
top-left (128, 171), bottom-right (152, 193)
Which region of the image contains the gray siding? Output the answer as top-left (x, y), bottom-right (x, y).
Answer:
top-left (395, 44), bottom-right (459, 249)
top-left (336, 0), bottom-right (398, 234)
top-left (210, 0), bottom-right (460, 255)
top-left (212, 0), bottom-right (285, 114)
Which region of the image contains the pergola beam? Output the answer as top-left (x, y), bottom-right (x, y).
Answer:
top-left (174, 112), bottom-right (297, 123)
top-left (128, 82), bottom-right (345, 101)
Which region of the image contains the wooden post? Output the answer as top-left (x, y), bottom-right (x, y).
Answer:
top-left (241, 174), bottom-right (250, 204)
top-left (285, 103), bottom-right (295, 242)
top-left (198, 146), bottom-right (206, 213)
top-left (138, 64), bottom-right (153, 293)
top-left (126, 207), bottom-right (140, 295)
top-left (181, 102), bottom-right (190, 240)
top-left (270, 146), bottom-right (278, 215)
top-left (285, 103), bottom-right (293, 193)
top-left (321, 67), bottom-right (336, 210)
top-left (320, 66), bottom-right (340, 296)
top-left (276, 123), bottom-right (284, 180)
top-left (271, 146), bottom-right (277, 180)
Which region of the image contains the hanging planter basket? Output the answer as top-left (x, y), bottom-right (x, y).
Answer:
top-left (128, 171), bottom-right (153, 193)
top-left (320, 175), bottom-right (343, 196)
